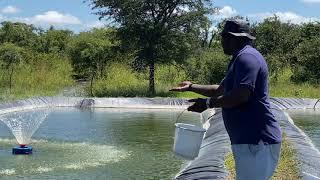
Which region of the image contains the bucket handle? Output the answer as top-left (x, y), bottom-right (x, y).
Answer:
top-left (175, 109), bottom-right (187, 123)
top-left (314, 99), bottom-right (320, 110)
top-left (175, 109), bottom-right (206, 124)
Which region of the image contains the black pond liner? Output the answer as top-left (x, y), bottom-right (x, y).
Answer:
top-left (0, 97), bottom-right (319, 179)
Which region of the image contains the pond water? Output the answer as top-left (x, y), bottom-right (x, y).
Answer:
top-left (288, 109), bottom-right (320, 149)
top-left (0, 108), bottom-right (202, 179)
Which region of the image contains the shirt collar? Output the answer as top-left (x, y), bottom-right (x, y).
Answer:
top-left (232, 44), bottom-right (251, 59)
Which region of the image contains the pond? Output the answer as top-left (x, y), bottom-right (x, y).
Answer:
top-left (0, 108), bottom-right (201, 179)
top-left (288, 109), bottom-right (320, 149)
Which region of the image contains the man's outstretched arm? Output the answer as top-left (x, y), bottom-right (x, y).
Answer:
top-left (170, 81), bottom-right (224, 97)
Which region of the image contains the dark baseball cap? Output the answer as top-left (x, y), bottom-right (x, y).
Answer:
top-left (222, 19), bottom-right (256, 40)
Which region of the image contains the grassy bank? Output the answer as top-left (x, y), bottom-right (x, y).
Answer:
top-left (270, 82), bottom-right (320, 99)
top-left (225, 137), bottom-right (301, 179)
top-left (269, 68), bottom-right (320, 98)
top-left (0, 54), bottom-right (74, 102)
top-left (92, 63), bottom-right (188, 97)
top-left (89, 64), bottom-right (320, 99)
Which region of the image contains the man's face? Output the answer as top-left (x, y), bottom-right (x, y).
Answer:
top-left (221, 32), bottom-right (234, 55)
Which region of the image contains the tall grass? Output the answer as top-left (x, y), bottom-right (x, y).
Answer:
top-left (92, 63), bottom-right (149, 97)
top-left (92, 63), bottom-right (189, 97)
top-left (154, 64), bottom-right (188, 97)
top-left (89, 62), bottom-right (320, 99)
top-left (269, 68), bottom-right (320, 98)
top-left (0, 53), bottom-right (74, 101)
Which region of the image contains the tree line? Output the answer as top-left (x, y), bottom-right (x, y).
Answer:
top-left (0, 1), bottom-right (319, 97)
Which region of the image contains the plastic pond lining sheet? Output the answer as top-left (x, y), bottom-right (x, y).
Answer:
top-left (0, 97), bottom-right (319, 179)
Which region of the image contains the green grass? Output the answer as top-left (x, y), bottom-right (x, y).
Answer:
top-left (270, 82), bottom-right (320, 98)
top-left (0, 54), bottom-right (74, 102)
top-left (269, 68), bottom-right (320, 98)
top-left (92, 63), bottom-right (149, 97)
top-left (169, 91), bottom-right (204, 98)
top-left (91, 64), bottom-right (320, 99)
top-left (91, 63), bottom-right (201, 98)
top-left (225, 136), bottom-right (301, 180)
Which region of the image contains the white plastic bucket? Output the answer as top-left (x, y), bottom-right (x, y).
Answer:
top-left (173, 123), bottom-right (206, 159)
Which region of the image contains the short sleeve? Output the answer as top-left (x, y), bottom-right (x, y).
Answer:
top-left (233, 53), bottom-right (260, 92)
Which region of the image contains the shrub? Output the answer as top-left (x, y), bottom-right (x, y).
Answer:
top-left (291, 37), bottom-right (320, 84)
top-left (92, 63), bottom-right (149, 97)
top-left (0, 52), bottom-right (73, 100)
top-left (186, 47), bottom-right (228, 84)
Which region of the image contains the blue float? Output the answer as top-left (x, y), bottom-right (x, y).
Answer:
top-left (12, 145), bottom-right (32, 155)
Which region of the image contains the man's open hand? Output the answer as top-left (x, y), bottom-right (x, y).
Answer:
top-left (170, 81), bottom-right (192, 92)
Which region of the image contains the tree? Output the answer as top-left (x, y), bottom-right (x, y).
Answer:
top-left (252, 16), bottom-right (302, 78)
top-left (38, 28), bottom-right (73, 54)
top-left (68, 28), bottom-right (117, 96)
top-left (0, 21), bottom-right (38, 48)
top-left (88, 0), bottom-right (214, 95)
top-left (186, 46), bottom-right (228, 84)
top-left (291, 36), bottom-right (320, 84)
top-left (300, 22), bottom-right (320, 41)
top-left (0, 43), bottom-right (25, 93)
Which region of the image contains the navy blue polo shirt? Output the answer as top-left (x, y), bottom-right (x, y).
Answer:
top-left (221, 45), bottom-right (282, 145)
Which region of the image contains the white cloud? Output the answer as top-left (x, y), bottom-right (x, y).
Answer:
top-left (249, 11), bottom-right (319, 24)
top-left (1, 6), bottom-right (20, 14)
top-left (216, 6), bottom-right (237, 19)
top-left (31, 11), bottom-right (81, 25)
top-left (301, 0), bottom-right (320, 4)
top-left (0, 11), bottom-right (82, 32)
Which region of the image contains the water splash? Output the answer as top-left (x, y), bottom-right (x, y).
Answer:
top-left (0, 139), bottom-right (130, 176)
top-left (0, 169), bottom-right (15, 175)
top-left (0, 108), bottom-right (50, 145)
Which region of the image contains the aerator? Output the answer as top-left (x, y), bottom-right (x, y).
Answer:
top-left (12, 144), bottom-right (32, 155)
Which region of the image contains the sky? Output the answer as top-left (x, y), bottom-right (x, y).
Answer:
top-left (0, 0), bottom-right (320, 33)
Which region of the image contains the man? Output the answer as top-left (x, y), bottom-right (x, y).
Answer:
top-left (171, 19), bottom-right (282, 180)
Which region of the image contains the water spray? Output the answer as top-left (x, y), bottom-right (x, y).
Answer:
top-left (0, 108), bottom-right (50, 155)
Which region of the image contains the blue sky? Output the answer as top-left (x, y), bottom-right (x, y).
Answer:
top-left (0, 0), bottom-right (320, 33)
